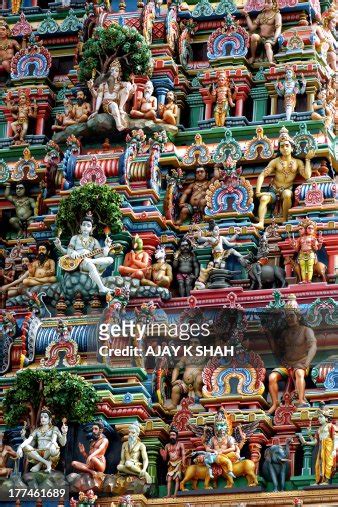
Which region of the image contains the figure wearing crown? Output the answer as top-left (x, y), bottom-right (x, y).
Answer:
top-left (210, 72), bottom-right (237, 127)
top-left (289, 218), bottom-right (323, 283)
top-left (16, 407), bottom-right (68, 472)
top-left (255, 127), bottom-right (314, 229)
top-left (61, 211), bottom-right (114, 294)
top-left (87, 59), bottom-right (137, 131)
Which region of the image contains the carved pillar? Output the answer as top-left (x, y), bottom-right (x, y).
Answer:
top-left (306, 83), bottom-right (317, 111)
top-left (112, 232), bottom-right (132, 275)
top-left (175, 89), bottom-right (186, 125)
top-left (186, 91), bottom-right (204, 128)
top-left (142, 437), bottom-right (162, 488)
top-left (251, 86), bottom-right (269, 122)
top-left (235, 90), bottom-right (247, 117)
top-left (199, 88), bottom-right (213, 120)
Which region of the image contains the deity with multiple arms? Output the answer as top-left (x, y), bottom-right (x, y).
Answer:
top-left (87, 60), bottom-right (136, 131)
top-left (16, 407), bottom-right (68, 473)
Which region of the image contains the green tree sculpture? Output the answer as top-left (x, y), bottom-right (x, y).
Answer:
top-left (3, 369), bottom-right (99, 429)
top-left (56, 183), bottom-right (123, 237)
top-left (78, 24), bottom-right (152, 82)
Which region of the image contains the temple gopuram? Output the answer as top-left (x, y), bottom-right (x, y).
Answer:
top-left (0, 0), bottom-right (337, 504)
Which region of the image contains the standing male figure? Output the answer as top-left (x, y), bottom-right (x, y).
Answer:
top-left (160, 427), bottom-right (186, 497)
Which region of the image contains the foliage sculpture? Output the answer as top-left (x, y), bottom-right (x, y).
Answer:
top-left (56, 183), bottom-right (123, 237)
top-left (3, 369), bottom-right (99, 429)
top-left (78, 24), bottom-right (153, 82)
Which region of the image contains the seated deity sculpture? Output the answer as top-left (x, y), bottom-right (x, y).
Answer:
top-left (267, 300), bottom-right (317, 414)
top-left (55, 211), bottom-right (114, 294)
top-left (164, 338), bottom-right (206, 411)
top-left (119, 235), bottom-right (151, 283)
top-left (0, 19), bottom-right (20, 74)
top-left (88, 59), bottom-right (137, 131)
top-left (71, 420), bottom-right (109, 477)
top-left (4, 183), bottom-right (36, 238)
top-left (117, 422), bottom-right (152, 483)
top-left (150, 245), bottom-right (173, 289)
top-left (52, 91), bottom-right (91, 131)
top-left (158, 91), bottom-right (178, 126)
top-left (130, 80), bottom-right (157, 122)
top-left (255, 127), bottom-right (313, 229)
top-left (241, 0), bottom-right (282, 65)
top-left (16, 407), bottom-right (68, 472)
top-left (175, 167), bottom-right (210, 225)
top-left (1, 243), bottom-right (56, 293)
top-left (0, 432), bottom-right (17, 478)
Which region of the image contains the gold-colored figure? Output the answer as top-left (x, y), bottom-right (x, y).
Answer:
top-left (117, 422), bottom-right (152, 483)
top-left (255, 127), bottom-right (313, 229)
top-left (314, 6), bottom-right (337, 72)
top-left (158, 91), bottom-right (178, 126)
top-left (290, 218), bottom-right (323, 283)
top-left (211, 72), bottom-right (236, 127)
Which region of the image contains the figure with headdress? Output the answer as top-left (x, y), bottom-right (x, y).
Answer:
top-left (16, 407), bottom-right (68, 472)
top-left (266, 297), bottom-right (317, 414)
top-left (87, 59), bottom-right (137, 131)
top-left (314, 6), bottom-right (337, 72)
top-left (275, 66), bottom-right (306, 121)
top-left (289, 218), bottom-right (323, 283)
top-left (117, 422), bottom-right (152, 483)
top-left (241, 0), bottom-right (282, 65)
top-left (0, 18), bottom-right (20, 74)
top-left (210, 72), bottom-right (236, 127)
top-left (176, 167), bottom-right (210, 225)
top-left (6, 92), bottom-right (38, 145)
top-left (255, 127), bottom-right (313, 230)
top-left (300, 405), bottom-right (336, 485)
top-left (160, 426), bottom-right (186, 497)
top-left (59, 211), bottom-right (114, 294)
top-left (311, 88), bottom-right (333, 130)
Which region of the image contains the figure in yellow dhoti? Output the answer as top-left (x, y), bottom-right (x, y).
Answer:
top-left (305, 407), bottom-right (336, 485)
top-left (289, 218), bottom-right (323, 283)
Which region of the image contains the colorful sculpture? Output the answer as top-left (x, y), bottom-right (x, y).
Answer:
top-left (119, 235), bottom-right (151, 282)
top-left (160, 426), bottom-right (186, 497)
top-left (88, 60), bottom-right (136, 131)
top-left (52, 91), bottom-right (91, 131)
top-left (71, 420), bottom-right (109, 477)
top-left (195, 221), bottom-right (244, 268)
top-left (314, 6), bottom-right (337, 72)
top-left (4, 183), bottom-right (36, 237)
top-left (289, 218), bottom-right (324, 284)
top-left (176, 167), bottom-right (210, 225)
top-left (210, 72), bottom-right (236, 127)
top-left (117, 422), bottom-right (152, 483)
top-left (56, 211), bottom-right (114, 294)
top-left (266, 300), bottom-right (317, 414)
top-left (164, 337), bottom-right (206, 411)
top-left (255, 127), bottom-right (313, 229)
top-left (311, 88), bottom-right (333, 130)
top-left (275, 67), bottom-right (306, 121)
top-left (242, 0), bottom-right (282, 65)
top-left (6, 92), bottom-right (38, 145)
top-left (17, 407), bottom-right (68, 472)
top-left (158, 91), bottom-right (178, 126)
top-left (150, 245), bottom-right (173, 288)
top-left (173, 236), bottom-right (199, 297)
top-left (0, 432), bottom-right (17, 477)
top-left (130, 80), bottom-right (157, 122)
top-left (0, 18), bottom-right (20, 74)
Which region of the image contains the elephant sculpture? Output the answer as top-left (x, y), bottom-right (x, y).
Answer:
top-left (262, 439), bottom-right (291, 492)
top-left (180, 459), bottom-right (258, 491)
top-left (246, 260), bottom-right (286, 290)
